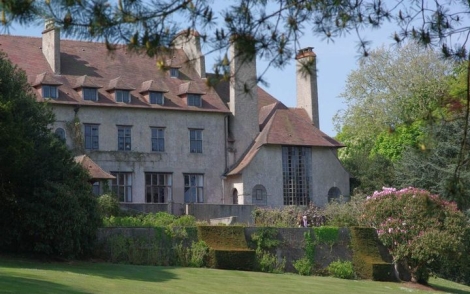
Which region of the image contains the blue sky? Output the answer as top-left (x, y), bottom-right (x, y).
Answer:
top-left (6, 12), bottom-right (397, 137)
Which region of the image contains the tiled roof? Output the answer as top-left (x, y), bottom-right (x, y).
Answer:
top-left (0, 35), bottom-right (229, 113)
top-left (139, 80), bottom-right (169, 93)
top-left (106, 77), bottom-right (135, 91)
top-left (74, 75), bottom-right (102, 89)
top-left (74, 155), bottom-right (116, 180)
top-left (178, 81), bottom-right (205, 95)
top-left (32, 72), bottom-right (63, 86)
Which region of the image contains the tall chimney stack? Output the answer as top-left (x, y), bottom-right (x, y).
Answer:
top-left (42, 19), bottom-right (61, 74)
top-left (173, 30), bottom-right (206, 78)
top-left (295, 47), bottom-right (319, 129)
top-left (229, 36), bottom-right (259, 164)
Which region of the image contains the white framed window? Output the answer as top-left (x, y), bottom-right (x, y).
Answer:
top-left (42, 85), bottom-right (58, 99)
top-left (84, 124), bottom-right (99, 150)
top-left (118, 126), bottom-right (132, 151)
top-left (151, 127), bottom-right (165, 152)
top-left (184, 174), bottom-right (203, 203)
top-left (149, 92), bottom-right (164, 105)
top-left (83, 88), bottom-right (98, 101)
top-left (170, 68), bottom-right (179, 78)
top-left (145, 173), bottom-right (172, 203)
top-left (111, 172), bottom-right (132, 202)
top-left (187, 94), bottom-right (201, 107)
top-left (116, 90), bottom-right (131, 103)
top-left (189, 129), bottom-right (202, 153)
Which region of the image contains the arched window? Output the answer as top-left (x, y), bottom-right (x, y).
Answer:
top-left (232, 189), bottom-right (238, 205)
top-left (54, 127), bottom-right (66, 142)
top-left (252, 184), bottom-right (267, 206)
top-left (327, 187), bottom-right (342, 203)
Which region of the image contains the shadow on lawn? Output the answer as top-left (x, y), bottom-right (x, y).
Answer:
top-left (0, 256), bottom-right (179, 283)
top-left (431, 284), bottom-right (470, 294)
top-left (0, 276), bottom-right (92, 294)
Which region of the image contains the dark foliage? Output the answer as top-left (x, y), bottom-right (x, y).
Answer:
top-left (0, 52), bottom-right (101, 258)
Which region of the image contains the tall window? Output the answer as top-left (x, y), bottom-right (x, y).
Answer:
top-left (187, 94), bottom-right (201, 107)
top-left (252, 184), bottom-right (267, 206)
top-left (116, 90), bottom-right (131, 103)
top-left (145, 173), bottom-right (172, 203)
top-left (54, 128), bottom-right (66, 142)
top-left (151, 127), bottom-right (165, 152)
top-left (118, 126), bottom-right (132, 151)
top-left (189, 129), bottom-right (202, 153)
top-left (282, 146), bottom-right (312, 205)
top-left (184, 174), bottom-right (204, 203)
top-left (42, 85), bottom-right (58, 99)
top-left (149, 92), bottom-right (164, 105)
top-left (92, 182), bottom-right (100, 196)
top-left (111, 172), bottom-right (132, 202)
top-left (83, 88), bottom-right (98, 101)
top-left (84, 124), bottom-right (99, 150)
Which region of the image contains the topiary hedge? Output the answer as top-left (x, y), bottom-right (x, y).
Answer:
top-left (350, 227), bottom-right (395, 281)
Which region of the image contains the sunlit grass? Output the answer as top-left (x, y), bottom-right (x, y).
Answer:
top-left (0, 256), bottom-right (469, 294)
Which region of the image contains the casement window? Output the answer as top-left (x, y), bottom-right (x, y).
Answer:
top-left (111, 172), bottom-right (132, 202)
top-left (151, 127), bottom-right (165, 152)
top-left (83, 87), bottom-right (98, 101)
top-left (170, 68), bottom-right (179, 78)
top-left (189, 129), bottom-right (202, 153)
top-left (282, 146), bottom-right (312, 206)
top-left (252, 184), bottom-right (267, 206)
top-left (118, 126), bottom-right (132, 151)
top-left (92, 182), bottom-right (100, 196)
top-left (187, 94), bottom-right (201, 107)
top-left (54, 128), bottom-right (66, 142)
top-left (42, 85), bottom-right (58, 99)
top-left (84, 124), bottom-right (99, 150)
top-left (145, 173), bottom-right (172, 203)
top-left (116, 90), bottom-right (131, 103)
top-left (149, 91), bottom-right (164, 105)
top-left (184, 174), bottom-right (204, 203)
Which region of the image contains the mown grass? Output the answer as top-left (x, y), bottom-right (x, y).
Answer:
top-left (0, 256), bottom-right (469, 294)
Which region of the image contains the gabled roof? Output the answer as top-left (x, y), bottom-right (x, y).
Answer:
top-left (106, 77), bottom-right (135, 91)
top-left (0, 35), bottom-right (229, 113)
top-left (139, 80), bottom-right (169, 93)
top-left (32, 72), bottom-right (63, 86)
top-left (74, 75), bottom-right (101, 89)
top-left (74, 155), bottom-right (116, 181)
top-left (178, 81), bottom-right (205, 95)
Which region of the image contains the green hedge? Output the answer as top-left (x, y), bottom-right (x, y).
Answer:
top-left (197, 226), bottom-right (248, 249)
top-left (207, 249), bottom-right (255, 270)
top-left (350, 227), bottom-right (395, 281)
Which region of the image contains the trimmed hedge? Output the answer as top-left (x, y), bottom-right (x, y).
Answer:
top-left (198, 226), bottom-right (254, 270)
top-left (350, 227), bottom-right (395, 281)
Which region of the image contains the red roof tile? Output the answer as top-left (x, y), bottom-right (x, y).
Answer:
top-left (74, 155), bottom-right (116, 180)
top-left (0, 35), bottom-right (229, 113)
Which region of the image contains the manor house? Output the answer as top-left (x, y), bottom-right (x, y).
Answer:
top-left (0, 22), bottom-right (349, 213)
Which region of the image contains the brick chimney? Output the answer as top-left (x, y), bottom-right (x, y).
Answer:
top-left (295, 47), bottom-right (319, 128)
top-left (173, 30), bottom-right (206, 78)
top-left (229, 37), bottom-right (259, 164)
top-left (42, 19), bottom-right (61, 74)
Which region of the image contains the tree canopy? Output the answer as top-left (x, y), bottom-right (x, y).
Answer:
top-left (0, 52), bottom-right (101, 258)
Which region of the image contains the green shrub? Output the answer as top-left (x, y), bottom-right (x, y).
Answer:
top-left (293, 257), bottom-right (313, 276)
top-left (251, 227), bottom-right (281, 250)
top-left (255, 249), bottom-right (285, 273)
top-left (314, 226), bottom-right (339, 248)
top-left (97, 194), bottom-right (120, 217)
top-left (189, 241), bottom-right (209, 267)
top-left (323, 194), bottom-right (366, 227)
top-left (328, 260), bottom-right (355, 279)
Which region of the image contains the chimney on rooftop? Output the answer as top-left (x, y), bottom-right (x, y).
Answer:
top-left (173, 30), bottom-right (206, 78)
top-left (42, 19), bottom-right (61, 74)
top-left (295, 47), bottom-right (319, 129)
top-left (228, 35), bottom-right (259, 164)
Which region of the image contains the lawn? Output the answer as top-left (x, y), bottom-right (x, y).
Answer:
top-left (1, 256), bottom-right (469, 294)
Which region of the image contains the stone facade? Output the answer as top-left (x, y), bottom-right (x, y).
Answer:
top-left (1, 23), bottom-right (350, 211)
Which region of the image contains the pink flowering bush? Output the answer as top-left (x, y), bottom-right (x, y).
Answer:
top-left (361, 187), bottom-right (466, 283)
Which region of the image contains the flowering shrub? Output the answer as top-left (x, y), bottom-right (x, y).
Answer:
top-left (361, 187), bottom-right (466, 283)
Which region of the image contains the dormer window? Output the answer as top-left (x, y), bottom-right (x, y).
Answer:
top-left (149, 92), bottom-right (164, 105)
top-left (42, 85), bottom-right (58, 99)
top-left (83, 88), bottom-right (98, 101)
top-left (187, 94), bottom-right (202, 107)
top-left (170, 68), bottom-right (179, 78)
top-left (116, 90), bottom-right (131, 103)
